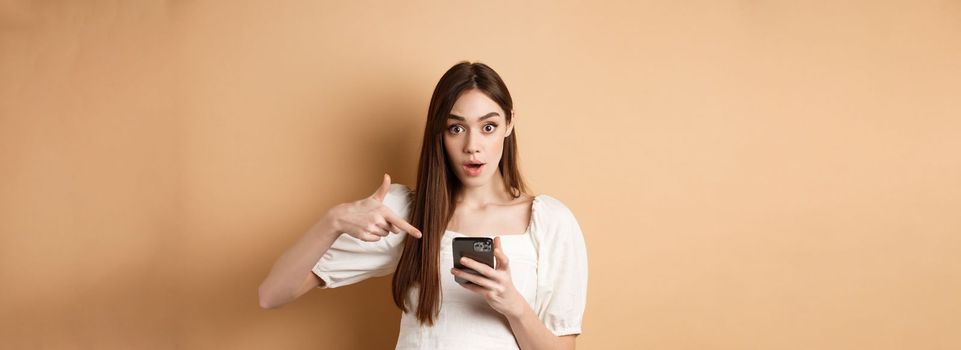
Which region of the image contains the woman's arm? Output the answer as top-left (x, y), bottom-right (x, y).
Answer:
top-left (258, 212), bottom-right (340, 309)
top-left (258, 175), bottom-right (422, 309)
top-left (505, 306), bottom-right (576, 350)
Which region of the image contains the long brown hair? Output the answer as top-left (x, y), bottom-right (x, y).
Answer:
top-left (391, 61), bottom-right (529, 325)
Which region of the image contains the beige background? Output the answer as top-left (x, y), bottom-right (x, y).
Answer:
top-left (2, 1), bottom-right (960, 349)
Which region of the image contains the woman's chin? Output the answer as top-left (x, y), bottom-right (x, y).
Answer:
top-left (459, 174), bottom-right (490, 186)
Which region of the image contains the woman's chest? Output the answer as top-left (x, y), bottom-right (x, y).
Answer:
top-left (447, 202), bottom-right (533, 237)
top-left (439, 232), bottom-right (539, 306)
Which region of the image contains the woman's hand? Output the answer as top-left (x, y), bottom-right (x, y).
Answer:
top-left (326, 174), bottom-right (422, 242)
top-left (451, 236), bottom-right (527, 318)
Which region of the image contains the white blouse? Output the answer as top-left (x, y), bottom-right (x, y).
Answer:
top-left (312, 184), bottom-right (588, 349)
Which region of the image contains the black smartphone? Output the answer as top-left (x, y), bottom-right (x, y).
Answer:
top-left (452, 237), bottom-right (495, 284)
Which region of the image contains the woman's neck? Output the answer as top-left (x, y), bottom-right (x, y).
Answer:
top-left (455, 172), bottom-right (511, 209)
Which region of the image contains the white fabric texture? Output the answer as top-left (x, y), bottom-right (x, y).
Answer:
top-left (311, 183), bottom-right (588, 348)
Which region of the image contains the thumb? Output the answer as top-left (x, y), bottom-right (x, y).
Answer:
top-left (371, 173), bottom-right (391, 202)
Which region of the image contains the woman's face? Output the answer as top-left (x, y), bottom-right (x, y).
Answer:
top-left (443, 89), bottom-right (514, 188)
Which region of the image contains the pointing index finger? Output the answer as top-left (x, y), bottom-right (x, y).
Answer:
top-left (382, 209), bottom-right (422, 238)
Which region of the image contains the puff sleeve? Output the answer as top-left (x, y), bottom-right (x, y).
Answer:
top-left (531, 195), bottom-right (589, 336)
top-left (312, 183), bottom-right (413, 289)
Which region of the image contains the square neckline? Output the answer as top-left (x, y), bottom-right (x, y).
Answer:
top-left (445, 194), bottom-right (542, 238)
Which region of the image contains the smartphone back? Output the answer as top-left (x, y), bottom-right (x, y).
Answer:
top-left (452, 237), bottom-right (495, 284)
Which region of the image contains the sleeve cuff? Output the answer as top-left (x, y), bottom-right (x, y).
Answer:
top-left (550, 327), bottom-right (582, 336)
top-left (311, 266), bottom-right (333, 289)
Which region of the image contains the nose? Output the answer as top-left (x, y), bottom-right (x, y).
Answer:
top-left (463, 129), bottom-right (481, 155)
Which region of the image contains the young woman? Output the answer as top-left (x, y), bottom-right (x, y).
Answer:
top-left (258, 62), bottom-right (588, 349)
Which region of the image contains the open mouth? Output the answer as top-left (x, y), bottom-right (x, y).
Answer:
top-left (463, 162), bottom-right (486, 176)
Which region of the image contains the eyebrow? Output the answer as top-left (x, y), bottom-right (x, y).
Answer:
top-left (447, 112), bottom-right (500, 122)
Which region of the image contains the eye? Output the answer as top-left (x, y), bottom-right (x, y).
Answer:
top-left (483, 123), bottom-right (498, 133)
top-left (448, 125), bottom-right (465, 134)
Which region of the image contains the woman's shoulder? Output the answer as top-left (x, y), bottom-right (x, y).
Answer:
top-left (383, 183), bottom-right (414, 217)
top-left (387, 183), bottom-right (413, 197)
top-left (530, 193), bottom-right (587, 252)
top-left (531, 193), bottom-right (583, 241)
top-left (533, 193), bottom-right (577, 220)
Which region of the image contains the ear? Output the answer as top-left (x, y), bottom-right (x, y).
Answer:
top-left (505, 110), bottom-right (515, 137)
